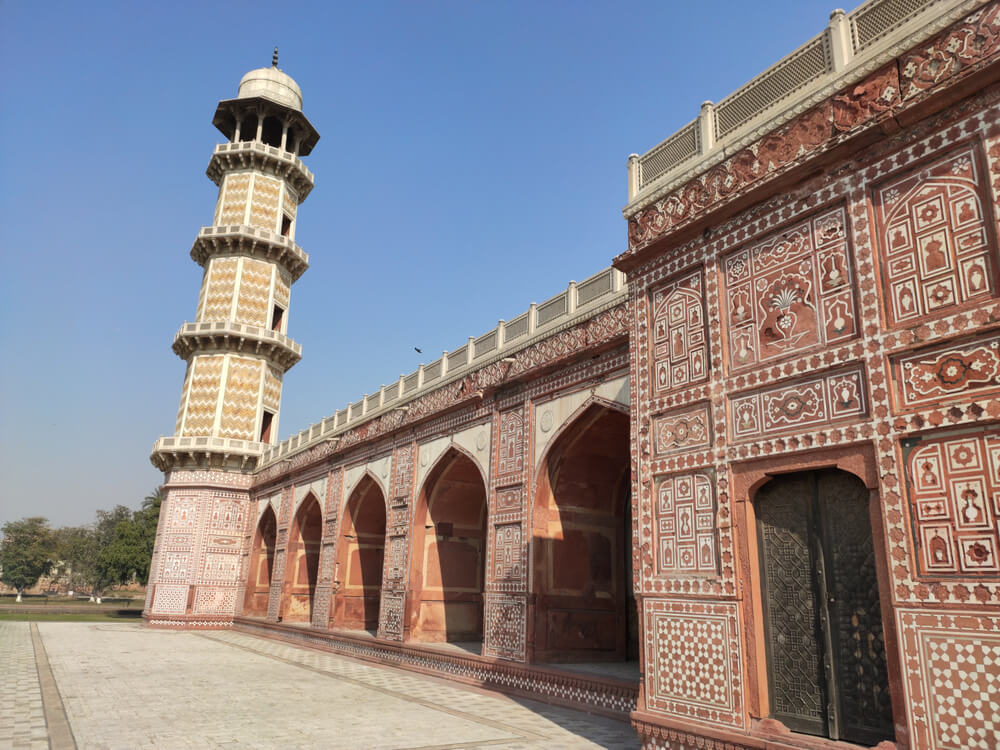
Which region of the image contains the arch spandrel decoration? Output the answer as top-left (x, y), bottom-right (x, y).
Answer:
top-left (532, 377), bottom-right (629, 468)
top-left (342, 461), bottom-right (391, 515)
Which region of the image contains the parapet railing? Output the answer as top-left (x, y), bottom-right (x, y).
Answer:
top-left (627, 0), bottom-right (960, 205)
top-left (173, 320), bottom-right (302, 356)
top-left (258, 265), bottom-right (627, 466)
top-left (152, 435), bottom-right (264, 455)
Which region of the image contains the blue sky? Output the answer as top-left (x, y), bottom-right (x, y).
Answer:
top-left (0, 0), bottom-right (834, 528)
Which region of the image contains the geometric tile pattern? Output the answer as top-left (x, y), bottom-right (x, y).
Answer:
top-left (872, 143), bottom-right (996, 327)
top-left (729, 367), bottom-right (867, 441)
top-left (654, 473), bottom-right (717, 575)
top-left (649, 269), bottom-right (707, 394)
top-left (192, 587), bottom-right (238, 614)
top-left (151, 584), bottom-right (189, 615)
top-left (644, 599), bottom-right (744, 729)
top-left (898, 609), bottom-right (1000, 750)
top-left (723, 206), bottom-right (857, 371)
top-left (483, 593), bottom-right (526, 662)
top-left (893, 335), bottom-right (1000, 409)
top-left (904, 428), bottom-right (1000, 577)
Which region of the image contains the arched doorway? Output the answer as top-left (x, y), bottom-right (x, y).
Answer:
top-left (756, 469), bottom-right (893, 745)
top-left (332, 475), bottom-right (386, 632)
top-left (408, 448), bottom-right (488, 647)
top-left (279, 494), bottom-right (322, 623)
top-left (243, 505), bottom-right (277, 616)
top-left (532, 402), bottom-right (635, 663)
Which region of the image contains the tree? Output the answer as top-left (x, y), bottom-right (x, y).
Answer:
top-left (92, 489), bottom-right (164, 591)
top-left (0, 517), bottom-right (56, 601)
top-left (55, 525), bottom-right (99, 594)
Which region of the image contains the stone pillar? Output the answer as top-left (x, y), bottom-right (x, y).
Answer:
top-left (483, 404), bottom-right (529, 662)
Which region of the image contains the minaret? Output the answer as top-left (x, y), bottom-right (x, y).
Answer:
top-left (145, 52), bottom-right (319, 627)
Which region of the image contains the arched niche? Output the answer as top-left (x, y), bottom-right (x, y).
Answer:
top-left (243, 504), bottom-right (277, 616)
top-left (407, 447), bottom-right (488, 647)
top-left (279, 493), bottom-right (322, 623)
top-left (331, 474), bottom-right (386, 633)
top-left (531, 401), bottom-right (634, 663)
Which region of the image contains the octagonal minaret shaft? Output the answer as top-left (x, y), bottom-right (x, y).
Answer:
top-left (152, 54), bottom-right (320, 472)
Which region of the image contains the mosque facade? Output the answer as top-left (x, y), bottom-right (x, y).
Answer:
top-left (146, 2), bottom-right (1000, 748)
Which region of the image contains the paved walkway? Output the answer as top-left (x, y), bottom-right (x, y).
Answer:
top-left (0, 622), bottom-right (639, 749)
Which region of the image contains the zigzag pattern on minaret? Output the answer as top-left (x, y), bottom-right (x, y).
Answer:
top-left (219, 174), bottom-right (251, 225)
top-left (182, 355), bottom-right (225, 436)
top-left (234, 259), bottom-right (272, 327)
top-left (249, 175), bottom-right (280, 230)
top-left (263, 366), bottom-right (282, 411)
top-left (219, 357), bottom-right (263, 440)
top-left (202, 258), bottom-right (239, 321)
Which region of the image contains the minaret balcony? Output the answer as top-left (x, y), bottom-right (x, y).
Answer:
top-left (172, 321), bottom-right (302, 371)
top-left (150, 435), bottom-right (264, 472)
top-left (191, 225), bottom-right (309, 282)
top-left (206, 141), bottom-right (314, 199)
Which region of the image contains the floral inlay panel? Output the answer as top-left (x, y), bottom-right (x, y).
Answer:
top-left (723, 206), bottom-right (857, 372)
top-left (873, 142), bottom-right (997, 327)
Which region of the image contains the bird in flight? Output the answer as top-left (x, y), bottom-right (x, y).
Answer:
top-left (414, 347), bottom-right (423, 354)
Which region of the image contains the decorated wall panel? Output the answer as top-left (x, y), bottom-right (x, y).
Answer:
top-left (174, 363), bottom-right (193, 434)
top-left (496, 407), bottom-right (525, 483)
top-left (723, 206), bottom-right (857, 372)
top-left (892, 335), bottom-right (1000, 410)
top-left (651, 403), bottom-right (712, 459)
top-left (282, 185), bottom-right (297, 220)
top-left (728, 367), bottom-right (867, 442)
top-left (219, 356), bottom-right (263, 441)
top-left (872, 142), bottom-right (997, 327)
top-left (904, 428), bottom-right (1000, 577)
top-left (234, 258), bottom-right (273, 328)
top-left (653, 472), bottom-right (718, 575)
top-left (249, 174), bottom-right (281, 232)
top-left (649, 269), bottom-right (708, 394)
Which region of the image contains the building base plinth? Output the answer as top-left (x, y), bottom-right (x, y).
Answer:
top-left (233, 616), bottom-right (638, 719)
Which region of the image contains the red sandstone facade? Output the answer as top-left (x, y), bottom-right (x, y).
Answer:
top-left (147, 4), bottom-right (1000, 749)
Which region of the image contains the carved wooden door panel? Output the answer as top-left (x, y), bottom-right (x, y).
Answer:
top-left (757, 470), bottom-right (893, 745)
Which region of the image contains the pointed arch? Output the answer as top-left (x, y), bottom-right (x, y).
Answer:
top-left (342, 467), bottom-right (390, 514)
top-left (331, 474), bottom-right (387, 632)
top-left (243, 504), bottom-right (277, 616)
top-left (531, 400), bottom-right (634, 663)
top-left (533, 394), bottom-right (629, 484)
top-left (279, 492), bottom-right (322, 623)
top-left (407, 447), bottom-right (489, 646)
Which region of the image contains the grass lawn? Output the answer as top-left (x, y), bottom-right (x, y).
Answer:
top-left (0, 611), bottom-right (143, 622)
